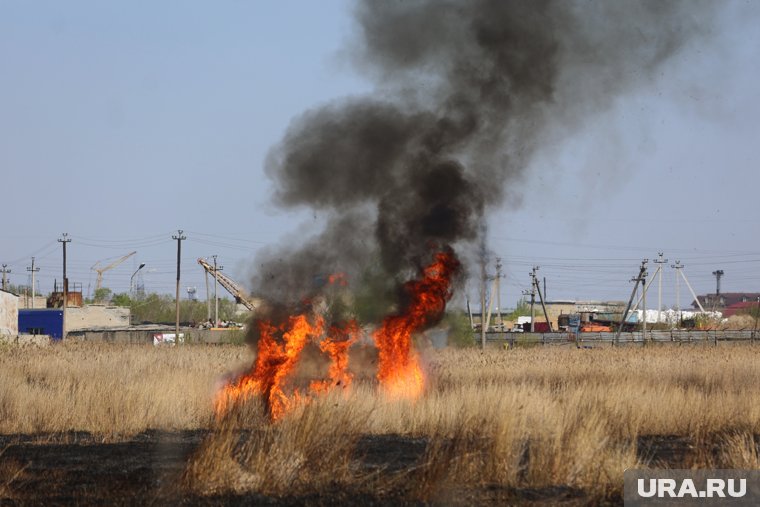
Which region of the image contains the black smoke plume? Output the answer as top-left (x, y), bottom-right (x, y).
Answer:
top-left (254, 0), bottom-right (713, 309)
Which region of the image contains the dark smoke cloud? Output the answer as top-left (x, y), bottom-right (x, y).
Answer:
top-left (255, 0), bottom-right (713, 308)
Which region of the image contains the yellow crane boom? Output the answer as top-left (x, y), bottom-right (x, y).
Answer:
top-left (197, 258), bottom-right (257, 311)
top-left (91, 251), bottom-right (137, 291)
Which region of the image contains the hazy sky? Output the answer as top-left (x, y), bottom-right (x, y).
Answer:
top-left (2, 1), bottom-right (759, 310)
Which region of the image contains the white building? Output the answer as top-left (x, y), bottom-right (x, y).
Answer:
top-left (0, 289), bottom-right (19, 338)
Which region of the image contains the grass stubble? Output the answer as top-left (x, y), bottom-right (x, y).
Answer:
top-left (2, 341), bottom-right (760, 504)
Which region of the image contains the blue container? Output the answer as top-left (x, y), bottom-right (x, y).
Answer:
top-left (18, 309), bottom-right (64, 340)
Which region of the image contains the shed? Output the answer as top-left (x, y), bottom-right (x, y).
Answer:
top-left (18, 308), bottom-right (64, 340)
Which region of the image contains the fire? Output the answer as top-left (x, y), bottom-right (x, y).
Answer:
top-left (327, 272), bottom-right (348, 287)
top-left (214, 313), bottom-right (323, 420)
top-left (310, 320), bottom-right (359, 394)
top-left (215, 316), bottom-right (358, 420)
top-left (215, 254), bottom-right (459, 419)
top-left (373, 251), bottom-right (459, 399)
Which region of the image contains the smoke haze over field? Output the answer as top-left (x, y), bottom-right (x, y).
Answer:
top-left (2, 1), bottom-right (758, 307)
top-left (255, 0), bottom-right (715, 307)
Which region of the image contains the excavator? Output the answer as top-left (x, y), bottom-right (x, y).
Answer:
top-left (197, 258), bottom-right (258, 311)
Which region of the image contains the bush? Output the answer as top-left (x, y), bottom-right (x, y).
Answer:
top-left (443, 311), bottom-right (475, 348)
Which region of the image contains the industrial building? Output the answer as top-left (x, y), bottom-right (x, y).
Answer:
top-left (16, 305), bottom-right (130, 341)
top-left (471, 300), bottom-right (627, 333)
top-left (693, 292), bottom-right (760, 311)
top-left (537, 300), bottom-right (627, 329)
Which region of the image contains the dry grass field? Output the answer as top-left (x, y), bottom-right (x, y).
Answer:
top-left (2, 342), bottom-right (760, 504)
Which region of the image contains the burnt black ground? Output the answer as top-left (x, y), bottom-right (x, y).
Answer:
top-left (1, 431), bottom-right (430, 505)
top-left (0, 430), bottom-right (207, 505)
top-left (0, 430), bottom-right (723, 506)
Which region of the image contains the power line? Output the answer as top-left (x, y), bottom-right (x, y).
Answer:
top-left (4, 241), bottom-right (58, 265)
top-left (75, 233), bottom-right (171, 244)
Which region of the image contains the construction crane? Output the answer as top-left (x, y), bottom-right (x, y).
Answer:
top-left (91, 251), bottom-right (137, 292)
top-left (197, 258), bottom-right (258, 311)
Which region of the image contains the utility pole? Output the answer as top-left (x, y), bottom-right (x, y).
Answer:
top-left (676, 264), bottom-right (706, 313)
top-left (616, 261), bottom-right (647, 343)
top-left (672, 261), bottom-right (683, 326)
top-left (521, 289), bottom-right (531, 332)
top-left (173, 230), bottom-right (186, 342)
top-left (711, 269), bottom-right (724, 309)
top-left (529, 266), bottom-right (538, 332)
top-left (27, 257), bottom-right (40, 309)
top-left (479, 234), bottom-right (487, 351)
top-left (533, 269), bottom-right (552, 332)
top-left (642, 261), bottom-right (648, 342)
top-left (653, 252), bottom-right (668, 325)
top-left (480, 258), bottom-right (487, 350)
top-left (495, 258), bottom-right (503, 329)
top-left (212, 255), bottom-right (223, 327)
top-left (58, 233), bottom-right (71, 340)
top-left (0, 264), bottom-right (10, 291)
top-left (204, 269), bottom-right (211, 322)
top-left (466, 296), bottom-right (474, 330)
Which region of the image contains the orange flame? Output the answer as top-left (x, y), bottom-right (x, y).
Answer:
top-left (214, 313), bottom-right (323, 420)
top-left (327, 272), bottom-right (349, 287)
top-left (310, 320), bottom-right (359, 394)
top-left (373, 251), bottom-right (459, 399)
top-left (215, 252), bottom-right (459, 419)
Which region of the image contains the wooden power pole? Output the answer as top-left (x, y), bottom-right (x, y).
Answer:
top-left (0, 264), bottom-right (10, 291)
top-left (654, 252), bottom-right (668, 325)
top-left (27, 257), bottom-right (40, 309)
top-left (58, 233), bottom-right (71, 340)
top-left (529, 266), bottom-right (538, 332)
top-left (173, 230), bottom-right (186, 342)
top-left (480, 257), bottom-right (487, 350)
top-left (533, 269), bottom-right (552, 332)
top-left (615, 260), bottom-right (648, 343)
top-left (495, 258), bottom-right (503, 329)
top-left (212, 255), bottom-right (223, 327)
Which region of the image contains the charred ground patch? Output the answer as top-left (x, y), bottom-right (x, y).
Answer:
top-left (2, 431), bottom-right (758, 505)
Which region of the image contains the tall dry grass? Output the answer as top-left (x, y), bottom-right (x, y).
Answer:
top-left (2, 341), bottom-right (760, 501)
top-left (0, 341), bottom-right (249, 435)
top-left (183, 394), bottom-right (366, 497)
top-left (184, 344), bottom-right (760, 501)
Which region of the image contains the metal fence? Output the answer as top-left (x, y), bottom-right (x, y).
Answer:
top-left (481, 330), bottom-right (759, 347)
